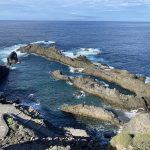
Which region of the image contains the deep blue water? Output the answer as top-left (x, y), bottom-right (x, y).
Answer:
top-left (0, 21), bottom-right (150, 141)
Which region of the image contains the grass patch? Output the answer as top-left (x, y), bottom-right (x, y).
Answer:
top-left (111, 133), bottom-right (132, 148)
top-left (133, 134), bottom-right (150, 150)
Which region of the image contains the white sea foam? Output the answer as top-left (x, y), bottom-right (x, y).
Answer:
top-left (66, 81), bottom-right (73, 85)
top-left (124, 110), bottom-right (138, 119)
top-left (62, 48), bottom-right (101, 58)
top-left (69, 66), bottom-right (84, 73)
top-left (10, 66), bottom-right (16, 70)
top-left (100, 81), bottom-right (109, 88)
top-left (108, 65), bottom-right (114, 69)
top-left (31, 40), bottom-right (55, 45)
top-left (73, 91), bottom-right (86, 99)
top-left (28, 93), bottom-right (35, 99)
top-left (0, 44), bottom-right (27, 63)
top-left (136, 74), bottom-right (150, 83)
top-left (145, 76), bottom-right (150, 83)
top-left (62, 52), bottom-right (77, 58)
top-left (0, 40), bottom-right (56, 63)
top-left (136, 74), bottom-right (143, 77)
top-left (77, 48), bottom-right (101, 56)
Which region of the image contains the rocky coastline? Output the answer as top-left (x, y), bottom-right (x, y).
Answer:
top-left (52, 70), bottom-right (147, 110)
top-left (0, 43), bottom-right (149, 149)
top-left (18, 44), bottom-right (150, 106)
top-left (0, 98), bottom-right (102, 149)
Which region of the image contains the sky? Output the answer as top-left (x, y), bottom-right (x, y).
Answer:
top-left (0, 0), bottom-right (150, 21)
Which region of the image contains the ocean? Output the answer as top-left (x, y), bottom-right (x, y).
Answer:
top-left (0, 21), bottom-right (150, 142)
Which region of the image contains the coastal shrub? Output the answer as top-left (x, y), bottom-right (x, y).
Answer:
top-left (111, 133), bottom-right (132, 148)
top-left (7, 117), bottom-right (13, 125)
top-left (133, 134), bottom-right (150, 150)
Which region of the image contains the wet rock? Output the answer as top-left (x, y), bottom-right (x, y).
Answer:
top-left (7, 51), bottom-right (18, 66)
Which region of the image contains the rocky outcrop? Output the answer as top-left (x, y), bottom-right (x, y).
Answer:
top-left (52, 70), bottom-right (70, 81)
top-left (110, 112), bottom-right (150, 150)
top-left (18, 44), bottom-right (150, 104)
top-left (52, 70), bottom-right (147, 110)
top-left (83, 67), bottom-right (150, 101)
top-left (0, 114), bottom-right (37, 147)
top-left (18, 44), bottom-right (92, 68)
top-left (0, 65), bottom-right (9, 80)
top-left (7, 51), bottom-right (18, 66)
top-left (122, 112), bottom-right (150, 134)
top-left (61, 104), bottom-right (120, 125)
top-left (0, 104), bottom-right (102, 149)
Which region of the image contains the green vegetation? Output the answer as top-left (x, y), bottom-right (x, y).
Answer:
top-left (133, 134), bottom-right (150, 150)
top-left (7, 117), bottom-right (13, 125)
top-left (111, 133), bottom-right (132, 148)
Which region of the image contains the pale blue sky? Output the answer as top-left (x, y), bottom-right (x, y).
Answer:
top-left (0, 0), bottom-right (150, 21)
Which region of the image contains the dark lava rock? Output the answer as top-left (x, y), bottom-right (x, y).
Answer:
top-left (7, 51), bottom-right (18, 66)
top-left (0, 93), bottom-right (20, 104)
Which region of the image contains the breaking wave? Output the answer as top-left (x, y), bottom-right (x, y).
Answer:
top-left (31, 40), bottom-right (55, 45)
top-left (145, 76), bottom-right (150, 83)
top-left (0, 40), bottom-right (55, 63)
top-left (62, 48), bottom-right (101, 58)
top-left (0, 44), bottom-right (27, 63)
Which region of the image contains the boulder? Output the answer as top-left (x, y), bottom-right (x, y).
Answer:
top-left (7, 51), bottom-right (18, 66)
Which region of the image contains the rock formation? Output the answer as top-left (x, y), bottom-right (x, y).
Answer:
top-left (61, 104), bottom-right (120, 125)
top-left (0, 103), bottom-right (101, 149)
top-left (18, 44), bottom-right (150, 105)
top-left (7, 51), bottom-right (18, 66)
top-left (52, 70), bottom-right (147, 110)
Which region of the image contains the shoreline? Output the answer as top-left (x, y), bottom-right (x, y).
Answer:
top-left (0, 42), bottom-right (150, 149)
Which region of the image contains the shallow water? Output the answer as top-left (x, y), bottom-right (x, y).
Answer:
top-left (0, 21), bottom-right (150, 141)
